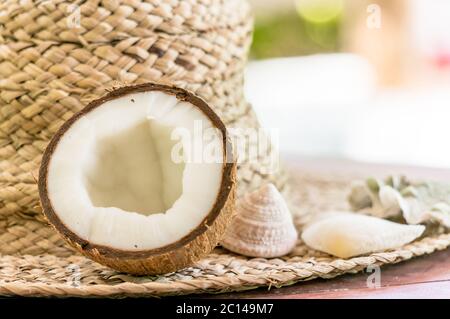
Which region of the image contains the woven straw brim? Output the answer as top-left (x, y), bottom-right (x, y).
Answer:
top-left (1, 171), bottom-right (449, 297)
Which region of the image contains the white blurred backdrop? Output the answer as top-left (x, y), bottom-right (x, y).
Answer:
top-left (245, 54), bottom-right (450, 169)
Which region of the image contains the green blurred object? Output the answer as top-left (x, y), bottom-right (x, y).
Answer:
top-left (251, 8), bottom-right (341, 59)
top-left (295, 0), bottom-right (343, 24)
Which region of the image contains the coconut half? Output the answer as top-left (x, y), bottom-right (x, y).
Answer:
top-left (38, 83), bottom-right (236, 275)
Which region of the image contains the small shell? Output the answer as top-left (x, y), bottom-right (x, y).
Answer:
top-left (302, 211), bottom-right (425, 258)
top-left (221, 183), bottom-right (298, 258)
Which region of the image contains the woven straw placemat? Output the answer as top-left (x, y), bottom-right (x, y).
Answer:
top-left (1, 170), bottom-right (449, 297)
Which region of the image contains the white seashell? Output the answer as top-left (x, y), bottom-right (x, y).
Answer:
top-left (302, 211), bottom-right (425, 259)
top-left (221, 183), bottom-right (298, 258)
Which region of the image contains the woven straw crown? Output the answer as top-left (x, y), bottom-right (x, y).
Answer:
top-left (0, 0), bottom-right (287, 257)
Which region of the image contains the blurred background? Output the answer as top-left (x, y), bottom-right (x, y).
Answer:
top-left (245, 0), bottom-right (450, 170)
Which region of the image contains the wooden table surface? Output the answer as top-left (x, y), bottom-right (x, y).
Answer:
top-left (199, 156), bottom-right (450, 299)
top-left (203, 248), bottom-right (450, 299)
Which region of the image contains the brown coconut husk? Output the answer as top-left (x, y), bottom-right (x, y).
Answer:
top-left (38, 83), bottom-right (237, 275)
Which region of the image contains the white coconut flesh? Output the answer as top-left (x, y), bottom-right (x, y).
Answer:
top-left (47, 91), bottom-right (224, 251)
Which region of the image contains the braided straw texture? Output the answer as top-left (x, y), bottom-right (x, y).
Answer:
top-left (0, 0), bottom-right (289, 256)
top-left (1, 170), bottom-right (449, 297)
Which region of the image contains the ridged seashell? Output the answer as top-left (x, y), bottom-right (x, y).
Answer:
top-left (221, 183), bottom-right (298, 258)
top-left (302, 211), bottom-right (425, 258)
